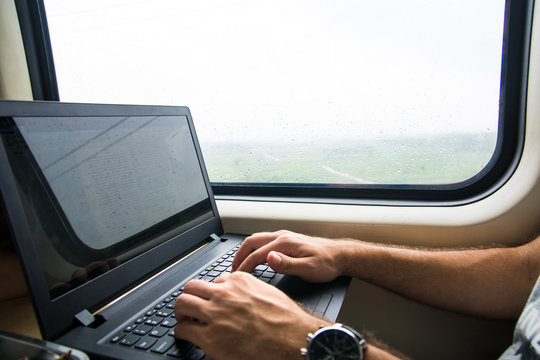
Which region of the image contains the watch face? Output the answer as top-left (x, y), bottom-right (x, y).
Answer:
top-left (308, 328), bottom-right (361, 360)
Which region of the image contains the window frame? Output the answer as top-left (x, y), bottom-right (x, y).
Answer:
top-left (14, 0), bottom-right (58, 101)
top-left (18, 0), bottom-right (533, 206)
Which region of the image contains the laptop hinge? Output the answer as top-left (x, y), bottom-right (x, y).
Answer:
top-left (75, 309), bottom-right (107, 328)
top-left (210, 233), bottom-right (227, 242)
top-left (75, 309), bottom-right (96, 327)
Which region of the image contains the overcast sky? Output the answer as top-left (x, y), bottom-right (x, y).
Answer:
top-left (44, 0), bottom-right (506, 142)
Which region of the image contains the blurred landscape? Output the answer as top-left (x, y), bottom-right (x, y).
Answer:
top-left (201, 132), bottom-right (496, 185)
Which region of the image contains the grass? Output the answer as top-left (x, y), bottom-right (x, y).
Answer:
top-left (200, 132), bottom-right (496, 185)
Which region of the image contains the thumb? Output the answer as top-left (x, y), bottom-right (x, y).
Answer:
top-left (267, 251), bottom-right (307, 276)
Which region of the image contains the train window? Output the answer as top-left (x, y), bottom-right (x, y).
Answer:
top-left (27, 0), bottom-right (529, 203)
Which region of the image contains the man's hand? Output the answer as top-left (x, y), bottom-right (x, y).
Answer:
top-left (174, 272), bottom-right (330, 360)
top-left (232, 230), bottom-right (345, 283)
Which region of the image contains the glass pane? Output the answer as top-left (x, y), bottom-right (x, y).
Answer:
top-left (44, 0), bottom-right (505, 185)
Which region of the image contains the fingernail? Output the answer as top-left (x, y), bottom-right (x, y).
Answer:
top-left (269, 251), bottom-right (281, 268)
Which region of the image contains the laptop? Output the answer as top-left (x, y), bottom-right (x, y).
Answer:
top-left (0, 100), bottom-right (350, 359)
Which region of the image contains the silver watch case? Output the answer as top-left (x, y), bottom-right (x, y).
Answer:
top-left (301, 323), bottom-right (366, 360)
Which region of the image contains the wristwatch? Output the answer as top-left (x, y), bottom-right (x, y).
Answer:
top-left (300, 323), bottom-right (367, 360)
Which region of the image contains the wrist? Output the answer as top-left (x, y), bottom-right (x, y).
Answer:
top-left (335, 239), bottom-right (369, 278)
top-left (289, 313), bottom-right (332, 360)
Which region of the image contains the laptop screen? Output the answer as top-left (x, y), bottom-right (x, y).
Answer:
top-left (2, 113), bottom-right (214, 299)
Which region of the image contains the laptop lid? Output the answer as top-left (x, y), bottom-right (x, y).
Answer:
top-left (0, 100), bottom-right (222, 340)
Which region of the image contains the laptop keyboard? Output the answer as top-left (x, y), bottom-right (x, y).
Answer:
top-left (107, 242), bottom-right (277, 359)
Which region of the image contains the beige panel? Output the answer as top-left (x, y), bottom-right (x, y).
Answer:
top-left (338, 279), bottom-right (515, 360)
top-left (0, 0), bottom-right (33, 100)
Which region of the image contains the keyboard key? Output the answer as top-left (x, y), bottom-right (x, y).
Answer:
top-left (132, 324), bottom-right (153, 336)
top-left (119, 334), bottom-right (140, 347)
top-left (161, 318), bottom-right (178, 328)
top-left (166, 339), bottom-right (194, 358)
top-left (145, 315), bottom-right (164, 326)
top-left (255, 264), bottom-right (268, 271)
top-left (135, 336), bottom-right (157, 350)
top-left (156, 309), bottom-right (173, 317)
top-left (134, 316), bottom-right (147, 324)
top-left (251, 270), bottom-right (264, 277)
top-left (124, 324), bottom-right (137, 332)
top-left (167, 347), bottom-right (184, 358)
top-left (150, 327), bottom-right (169, 337)
top-left (109, 332), bottom-right (125, 343)
top-left (261, 271), bottom-right (276, 279)
top-left (150, 336), bottom-right (176, 354)
top-left (183, 347), bottom-right (206, 360)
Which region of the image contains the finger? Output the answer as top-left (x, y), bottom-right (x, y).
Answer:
top-left (232, 232), bottom-right (280, 271)
top-left (267, 251), bottom-right (309, 276)
top-left (267, 251), bottom-right (336, 283)
top-left (174, 293), bottom-right (212, 324)
top-left (213, 273), bottom-right (231, 284)
top-left (183, 279), bottom-right (216, 300)
top-left (235, 241), bottom-right (281, 273)
top-left (267, 251), bottom-right (283, 271)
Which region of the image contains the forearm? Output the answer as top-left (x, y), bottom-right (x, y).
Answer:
top-left (365, 344), bottom-right (405, 360)
top-left (336, 238), bottom-right (538, 319)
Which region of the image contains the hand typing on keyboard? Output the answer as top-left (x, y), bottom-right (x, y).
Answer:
top-left (173, 271), bottom-right (331, 360)
top-left (172, 230), bottom-right (351, 359)
top-left (232, 230), bottom-right (344, 283)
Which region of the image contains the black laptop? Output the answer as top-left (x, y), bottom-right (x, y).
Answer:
top-left (0, 100), bottom-right (350, 359)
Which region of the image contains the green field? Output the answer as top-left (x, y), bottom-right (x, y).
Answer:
top-left (201, 132), bottom-right (496, 185)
